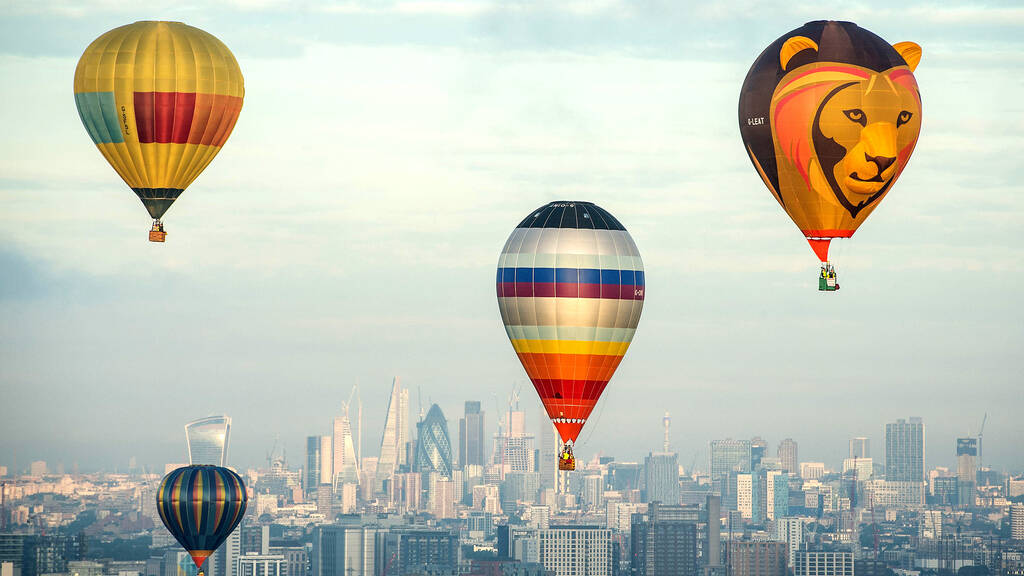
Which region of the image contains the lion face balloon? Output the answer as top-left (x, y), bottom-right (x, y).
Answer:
top-left (739, 21), bottom-right (921, 261)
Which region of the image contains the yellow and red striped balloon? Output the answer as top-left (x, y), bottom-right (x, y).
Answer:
top-left (74, 21), bottom-right (244, 238)
top-left (497, 202), bottom-right (645, 452)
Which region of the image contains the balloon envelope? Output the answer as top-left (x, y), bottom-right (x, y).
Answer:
top-left (156, 465), bottom-right (247, 569)
top-left (74, 21), bottom-right (244, 222)
top-left (738, 21), bottom-right (922, 262)
top-left (496, 201), bottom-right (644, 445)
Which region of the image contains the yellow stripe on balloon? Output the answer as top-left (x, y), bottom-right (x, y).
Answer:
top-left (510, 339), bottom-right (631, 356)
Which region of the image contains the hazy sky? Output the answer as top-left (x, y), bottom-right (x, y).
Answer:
top-left (1, 0), bottom-right (1022, 475)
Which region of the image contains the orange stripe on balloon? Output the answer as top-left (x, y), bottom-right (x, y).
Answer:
top-left (516, 352), bottom-right (624, 383)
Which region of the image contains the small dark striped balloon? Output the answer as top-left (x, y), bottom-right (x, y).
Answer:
top-left (156, 465), bottom-right (248, 569)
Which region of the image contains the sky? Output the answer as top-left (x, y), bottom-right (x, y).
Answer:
top-left (1, 0), bottom-right (1023, 475)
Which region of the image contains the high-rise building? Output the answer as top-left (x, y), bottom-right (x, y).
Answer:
top-left (777, 439), bottom-right (797, 475)
top-left (538, 526), bottom-right (612, 576)
top-left (765, 470), bottom-right (788, 521)
top-left (376, 378), bottom-right (407, 489)
top-left (792, 550), bottom-right (853, 576)
top-left (630, 502), bottom-right (700, 576)
top-left (726, 541), bottom-right (787, 576)
top-left (800, 463), bottom-right (825, 481)
top-left (333, 406), bottom-right (360, 487)
top-left (185, 415), bottom-right (231, 466)
top-left (645, 452), bottom-right (680, 505)
top-left (956, 438), bottom-right (977, 508)
top-left (842, 458), bottom-right (873, 482)
top-left (311, 524), bottom-right (378, 576)
top-left (208, 528), bottom-right (241, 576)
top-left (378, 528), bottom-right (458, 575)
top-left (885, 418), bottom-right (925, 482)
top-left (415, 404), bottom-right (453, 478)
top-left (849, 437), bottom-right (870, 459)
top-left (750, 438), bottom-right (768, 469)
top-left (710, 440), bottom-right (752, 482)
top-left (459, 401), bottom-right (485, 468)
top-left (774, 518), bottom-right (803, 568)
top-left (1011, 504), bottom-right (1024, 541)
top-left (305, 436), bottom-right (323, 495)
top-left (737, 474), bottom-right (754, 520)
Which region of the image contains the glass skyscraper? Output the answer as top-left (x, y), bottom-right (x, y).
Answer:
top-left (885, 417), bottom-right (925, 482)
top-left (185, 415), bottom-right (231, 466)
top-left (415, 404), bottom-right (453, 478)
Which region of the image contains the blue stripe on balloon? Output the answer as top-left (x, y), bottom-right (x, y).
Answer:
top-left (497, 267), bottom-right (644, 287)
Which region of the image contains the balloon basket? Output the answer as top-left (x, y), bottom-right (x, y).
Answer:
top-left (149, 220), bottom-right (166, 243)
top-left (818, 264), bottom-right (838, 292)
top-left (558, 446), bottom-right (576, 471)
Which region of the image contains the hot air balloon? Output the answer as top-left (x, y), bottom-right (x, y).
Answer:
top-left (74, 21), bottom-right (245, 242)
top-left (156, 465), bottom-right (247, 572)
top-left (738, 21), bottom-right (922, 290)
top-left (496, 201), bottom-right (644, 470)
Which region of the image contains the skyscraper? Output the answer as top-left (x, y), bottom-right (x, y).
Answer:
top-left (956, 437), bottom-right (977, 508)
top-left (185, 415), bottom-right (231, 466)
top-left (777, 439), bottom-right (798, 475)
top-left (305, 436), bottom-right (322, 495)
top-left (710, 440), bottom-right (752, 480)
top-left (645, 452), bottom-right (680, 505)
top-left (311, 524), bottom-right (378, 576)
top-left (318, 435), bottom-right (333, 485)
top-left (538, 526), bottom-right (612, 576)
top-left (459, 401), bottom-right (485, 468)
top-left (849, 437), bottom-right (870, 459)
top-left (630, 502), bottom-right (699, 576)
top-left (415, 404), bottom-right (453, 478)
top-left (376, 378), bottom-right (407, 488)
top-left (333, 412), bottom-right (359, 486)
top-left (885, 418), bottom-right (925, 482)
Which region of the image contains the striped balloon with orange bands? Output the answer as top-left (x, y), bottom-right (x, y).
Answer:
top-left (157, 465), bottom-right (247, 569)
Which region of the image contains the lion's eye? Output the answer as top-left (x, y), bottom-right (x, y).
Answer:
top-left (897, 110), bottom-right (914, 127)
top-left (843, 109), bottom-right (867, 126)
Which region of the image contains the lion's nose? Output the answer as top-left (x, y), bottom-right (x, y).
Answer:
top-left (865, 152), bottom-right (896, 174)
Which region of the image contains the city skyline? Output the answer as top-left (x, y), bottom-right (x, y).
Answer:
top-left (0, 385), bottom-right (1009, 480)
top-left (2, 2), bottom-right (1023, 475)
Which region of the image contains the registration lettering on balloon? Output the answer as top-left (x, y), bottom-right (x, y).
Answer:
top-left (738, 21), bottom-right (922, 265)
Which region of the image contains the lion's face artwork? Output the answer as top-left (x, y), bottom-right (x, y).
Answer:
top-left (739, 21), bottom-right (922, 238)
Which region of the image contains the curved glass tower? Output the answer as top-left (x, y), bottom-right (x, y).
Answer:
top-left (185, 414), bottom-right (231, 466)
top-left (415, 404), bottom-right (452, 478)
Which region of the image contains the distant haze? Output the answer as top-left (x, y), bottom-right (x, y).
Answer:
top-left (1, 1), bottom-right (1022, 474)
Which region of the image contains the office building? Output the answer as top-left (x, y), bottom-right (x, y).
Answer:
top-left (630, 502), bottom-right (700, 576)
top-left (792, 550), bottom-right (853, 576)
top-left (305, 436), bottom-right (326, 496)
top-left (311, 524), bottom-right (378, 576)
top-left (842, 458), bottom-right (872, 482)
top-left (777, 439), bottom-right (798, 475)
top-left (645, 452), bottom-right (680, 505)
top-left (800, 463), bottom-right (825, 481)
top-left (765, 469), bottom-right (788, 521)
top-left (268, 546), bottom-right (306, 576)
top-left (333, 411), bottom-right (360, 486)
top-left (208, 529), bottom-right (241, 576)
top-left (737, 474), bottom-right (754, 520)
top-left (415, 404), bottom-right (453, 478)
top-left (538, 526), bottom-right (612, 576)
top-left (849, 437), bottom-right (870, 459)
top-left (376, 378), bottom-right (408, 489)
top-left (710, 440), bottom-right (751, 506)
top-left (459, 401), bottom-right (486, 468)
top-left (774, 518), bottom-right (803, 568)
top-left (885, 418), bottom-right (924, 482)
top-left (750, 437), bottom-right (767, 469)
top-left (956, 438), bottom-right (977, 508)
top-left (236, 555), bottom-right (284, 576)
top-left (1012, 504), bottom-right (1024, 540)
top-left (726, 541), bottom-right (787, 576)
top-left (0, 534), bottom-right (83, 576)
top-left (379, 528), bottom-right (458, 575)
top-left (185, 415), bottom-right (231, 466)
